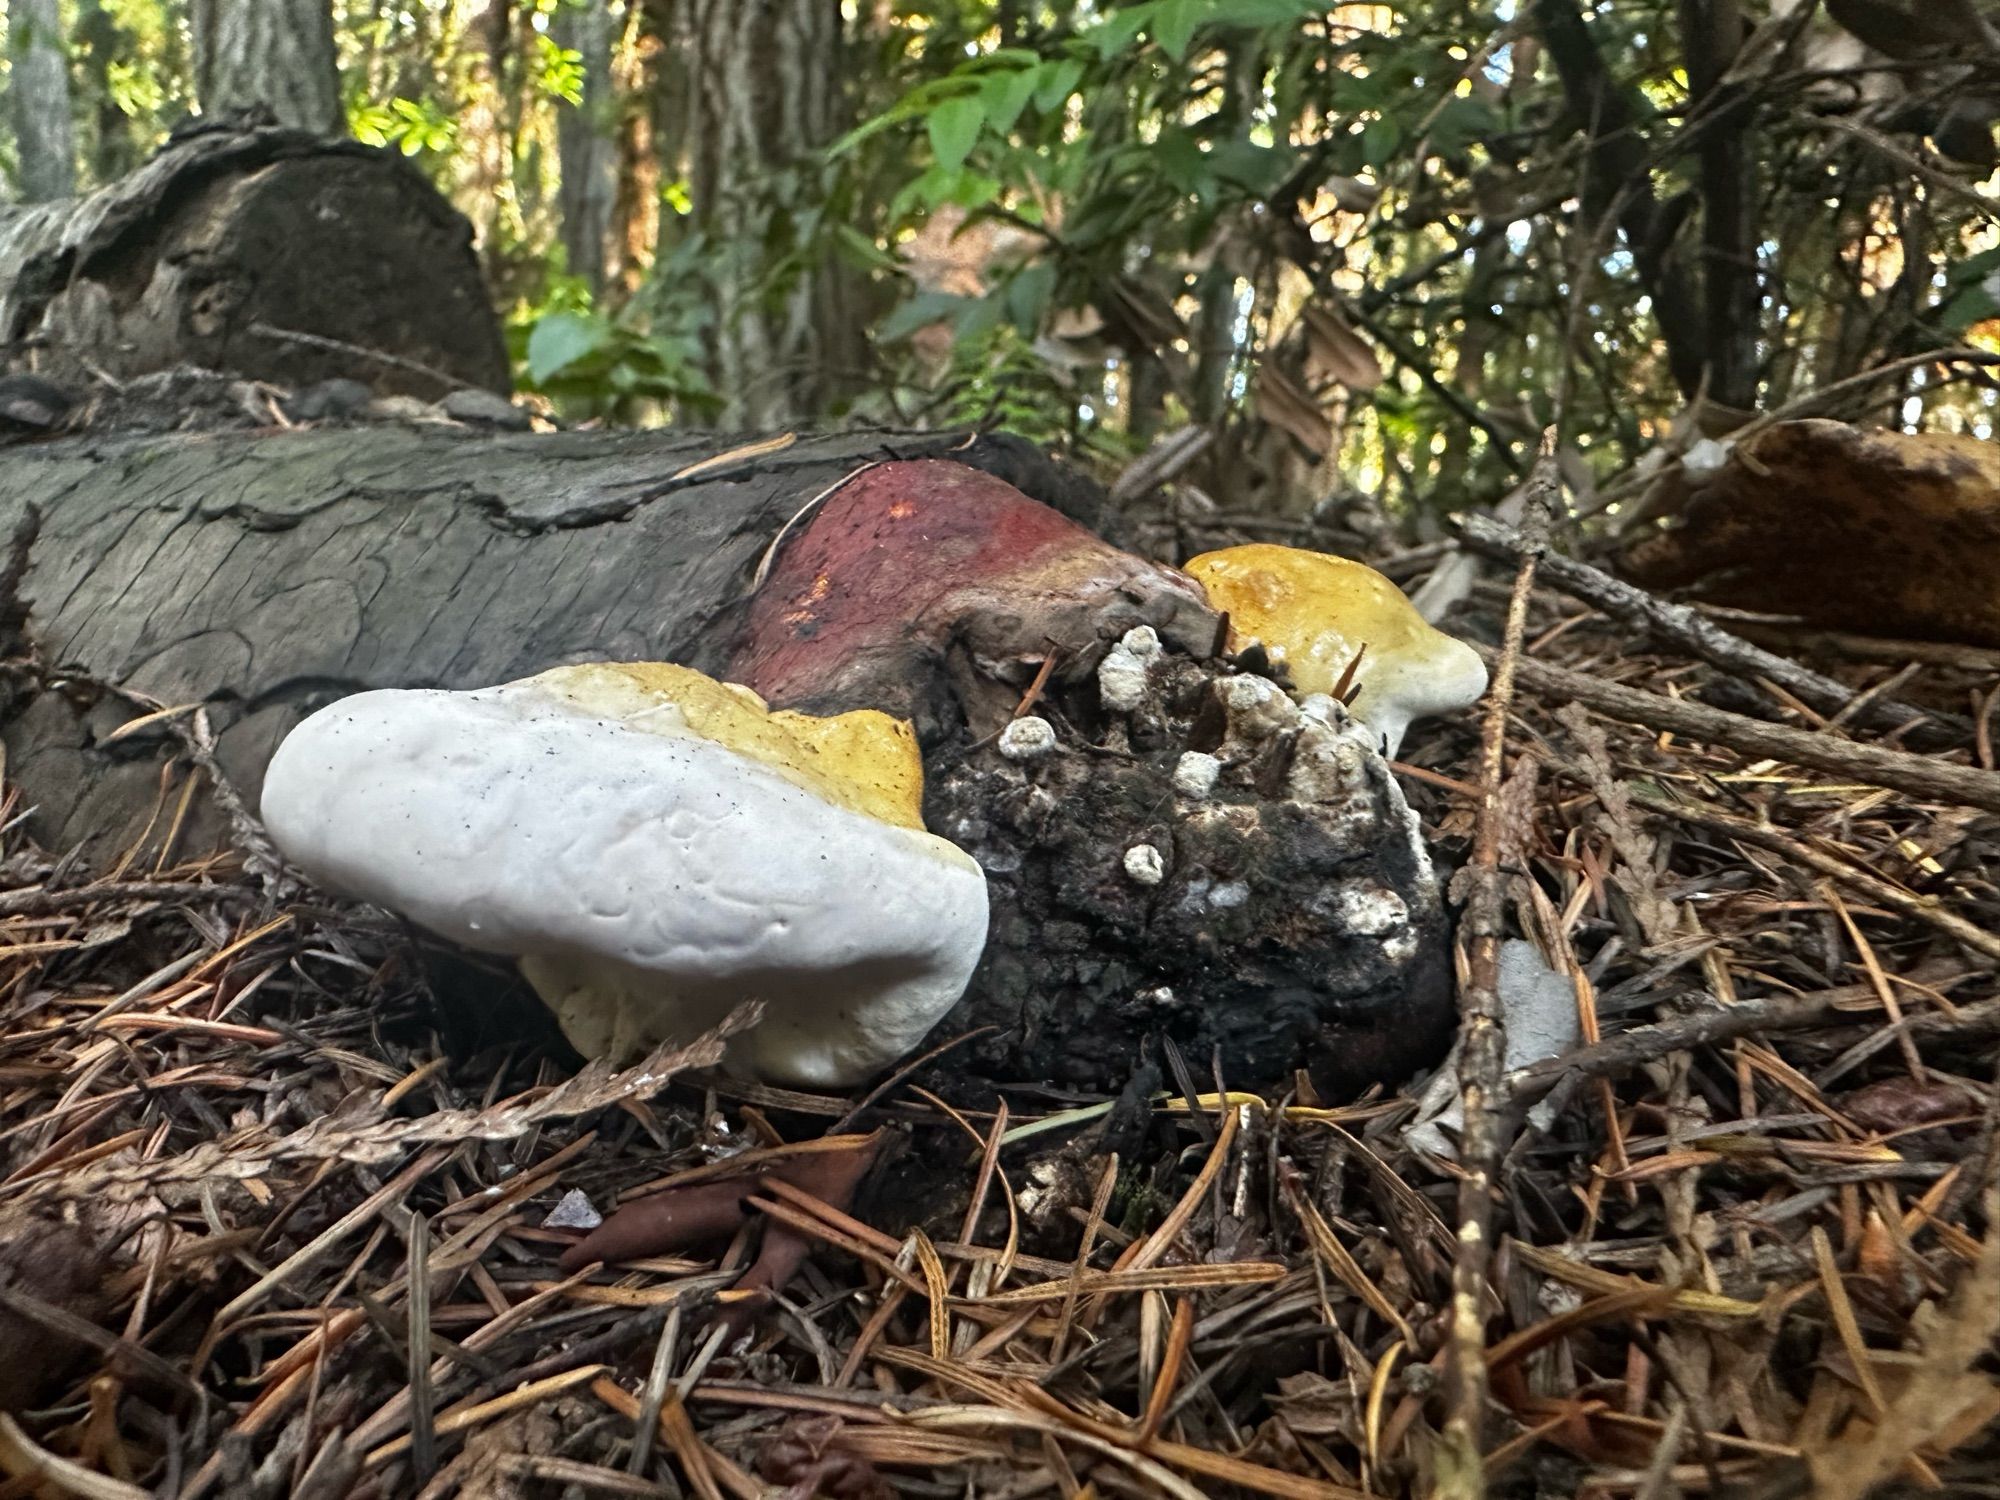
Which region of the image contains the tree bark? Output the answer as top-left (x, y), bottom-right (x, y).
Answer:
top-left (554, 0), bottom-right (620, 298)
top-left (1532, 0), bottom-right (1709, 401)
top-left (0, 126), bottom-right (507, 397)
top-left (190, 0), bottom-right (344, 135)
top-left (671, 0), bottom-right (873, 425)
top-left (6, 0), bottom-right (77, 203)
top-left (1679, 0), bottom-right (1760, 412)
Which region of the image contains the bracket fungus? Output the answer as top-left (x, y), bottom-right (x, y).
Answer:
top-left (260, 662), bottom-right (988, 1087)
top-left (1183, 543), bottom-right (1488, 756)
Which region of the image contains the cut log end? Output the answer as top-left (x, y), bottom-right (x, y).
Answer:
top-left (1, 127), bottom-right (507, 399)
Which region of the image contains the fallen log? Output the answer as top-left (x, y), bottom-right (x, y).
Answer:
top-left (0, 415), bottom-right (1454, 1096)
top-left (0, 123), bottom-right (507, 398)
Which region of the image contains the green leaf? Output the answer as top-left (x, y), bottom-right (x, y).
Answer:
top-left (1210, 0), bottom-right (1324, 22)
top-left (1154, 0), bottom-right (1204, 61)
top-left (1360, 114), bottom-right (1403, 167)
top-left (1092, 3), bottom-right (1157, 59)
top-left (832, 223), bottom-right (902, 275)
top-left (1034, 56), bottom-right (1086, 114)
top-left (880, 290), bottom-right (972, 342)
top-left (1428, 96), bottom-right (1500, 155)
top-left (954, 293), bottom-right (1007, 341)
top-left (1208, 137), bottom-right (1288, 193)
top-left (1157, 129), bottom-right (1208, 196)
top-left (827, 78), bottom-right (977, 159)
top-left (526, 312), bottom-right (611, 385)
top-left (946, 169), bottom-right (1003, 210)
top-left (1940, 280), bottom-right (2000, 335)
top-left (927, 94), bottom-right (986, 172)
top-left (981, 66), bottom-right (1041, 135)
top-left (1006, 263), bottom-right (1057, 333)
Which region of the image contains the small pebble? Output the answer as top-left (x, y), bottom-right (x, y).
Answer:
top-left (442, 386), bottom-right (533, 430)
top-left (1172, 751), bottom-right (1221, 798)
top-left (543, 1188), bottom-right (602, 1230)
top-left (1123, 842), bottom-right (1166, 886)
top-left (998, 715), bottom-right (1057, 761)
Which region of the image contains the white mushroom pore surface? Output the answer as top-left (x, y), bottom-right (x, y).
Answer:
top-left (1182, 544), bottom-right (1488, 757)
top-left (260, 665), bottom-right (990, 1087)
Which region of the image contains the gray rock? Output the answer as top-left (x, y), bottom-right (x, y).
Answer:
top-left (282, 377), bottom-right (371, 423)
top-left (442, 387), bottom-right (532, 431)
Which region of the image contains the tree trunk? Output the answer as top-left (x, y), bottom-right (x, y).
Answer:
top-left (6, 0), bottom-right (77, 203)
top-left (189, 0), bottom-right (343, 135)
top-left (0, 126), bottom-right (508, 397)
top-left (554, 0), bottom-right (619, 298)
top-left (672, 0), bottom-right (872, 425)
top-left (0, 419), bottom-right (1452, 1099)
top-left (76, 0), bottom-right (143, 184)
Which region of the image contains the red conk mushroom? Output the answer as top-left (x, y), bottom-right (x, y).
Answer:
top-left (727, 459), bottom-right (1217, 735)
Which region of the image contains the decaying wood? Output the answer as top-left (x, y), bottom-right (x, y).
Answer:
top-left (0, 416), bottom-right (1452, 1099)
top-left (0, 124), bottom-right (506, 397)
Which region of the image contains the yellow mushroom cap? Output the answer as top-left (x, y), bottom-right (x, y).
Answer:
top-left (1182, 543), bottom-right (1487, 756)
top-left (524, 661), bottom-right (925, 829)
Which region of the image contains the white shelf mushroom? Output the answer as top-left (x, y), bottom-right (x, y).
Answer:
top-left (1182, 544), bottom-right (1488, 757)
top-left (261, 662), bottom-right (989, 1087)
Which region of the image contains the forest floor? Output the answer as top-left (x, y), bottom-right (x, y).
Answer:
top-left (4, 491), bottom-right (2000, 1500)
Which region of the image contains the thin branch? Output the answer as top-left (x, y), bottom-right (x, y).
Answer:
top-left (1439, 432), bottom-right (1561, 1497)
top-left (1486, 649), bottom-right (2000, 816)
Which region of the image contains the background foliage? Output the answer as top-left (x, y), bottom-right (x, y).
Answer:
top-left (3, 0), bottom-right (1999, 518)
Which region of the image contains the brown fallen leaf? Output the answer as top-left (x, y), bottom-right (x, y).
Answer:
top-left (558, 1131), bottom-right (887, 1341)
top-left (1299, 301), bottom-right (1383, 391)
top-left (1253, 365), bottom-right (1333, 459)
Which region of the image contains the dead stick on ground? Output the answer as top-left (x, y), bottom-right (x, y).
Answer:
top-left (1486, 651), bottom-right (2000, 816)
top-left (1441, 433), bottom-right (1560, 1496)
top-left (1450, 512), bottom-right (1965, 748)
